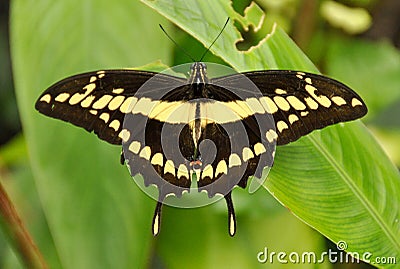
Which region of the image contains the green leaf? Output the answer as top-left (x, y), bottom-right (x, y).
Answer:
top-left (143, 0), bottom-right (400, 267)
top-left (11, 1), bottom-right (171, 268)
top-left (326, 36), bottom-right (400, 118)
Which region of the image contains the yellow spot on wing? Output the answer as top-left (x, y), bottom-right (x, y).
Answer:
top-left (305, 85), bottom-right (331, 108)
top-left (273, 96), bottom-right (291, 111)
top-left (275, 88), bottom-right (287, 94)
top-left (118, 129), bottom-right (130, 142)
top-left (288, 114), bottom-right (299, 124)
top-left (245, 98), bottom-right (265, 114)
top-left (201, 164), bottom-right (214, 179)
top-left (242, 147), bottom-right (254, 162)
top-left (177, 164), bottom-right (189, 179)
top-left (277, 121), bottom-right (289, 133)
top-left (286, 96), bottom-right (306, 110)
top-left (259, 97), bottom-right (278, 113)
top-left (112, 88), bottom-right (124, 94)
top-left (40, 94), bottom-right (51, 103)
top-left (132, 98), bottom-right (160, 116)
top-left (69, 83), bottom-right (96, 105)
top-left (99, 113), bottom-right (110, 123)
top-left (266, 129), bottom-right (278, 143)
top-left (139, 146), bottom-right (151, 160)
top-left (207, 102), bottom-right (243, 123)
top-left (120, 97), bottom-right (138, 113)
top-left (351, 98), bottom-right (363, 107)
top-left (304, 97), bottom-right (319, 110)
top-left (332, 96), bottom-right (347, 106)
top-left (129, 141), bottom-right (141, 154)
top-left (153, 212), bottom-right (159, 236)
top-left (228, 154), bottom-right (241, 168)
top-left (81, 95), bottom-right (96, 108)
top-left (164, 160), bottom-right (175, 176)
top-left (55, 93), bottom-right (70, 102)
top-left (151, 153), bottom-right (164, 166)
top-left (92, 95), bottom-right (113, 109)
top-left (215, 160), bottom-right (228, 175)
top-left (108, 96), bottom-right (125, 111)
top-left (97, 70), bottom-right (105, 78)
top-left (229, 213), bottom-right (235, 236)
top-left (109, 119), bottom-right (120, 131)
top-left (254, 143), bottom-right (266, 156)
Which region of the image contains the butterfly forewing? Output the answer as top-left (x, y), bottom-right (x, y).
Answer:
top-left (212, 70), bottom-right (367, 145)
top-left (35, 70), bottom-right (187, 145)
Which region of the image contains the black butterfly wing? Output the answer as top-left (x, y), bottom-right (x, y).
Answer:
top-left (35, 69), bottom-right (187, 145)
top-left (212, 70), bottom-right (368, 145)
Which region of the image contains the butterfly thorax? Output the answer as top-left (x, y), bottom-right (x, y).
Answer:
top-left (188, 62), bottom-right (209, 98)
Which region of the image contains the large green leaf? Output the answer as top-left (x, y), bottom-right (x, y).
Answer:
top-left (143, 0), bottom-right (400, 268)
top-left (11, 1), bottom-right (171, 268)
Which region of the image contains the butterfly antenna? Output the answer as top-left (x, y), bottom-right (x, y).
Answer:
top-left (159, 24), bottom-right (196, 62)
top-left (199, 17), bottom-right (230, 61)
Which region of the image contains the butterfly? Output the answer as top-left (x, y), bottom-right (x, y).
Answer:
top-left (35, 60), bottom-right (367, 236)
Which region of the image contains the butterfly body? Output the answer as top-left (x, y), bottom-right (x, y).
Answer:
top-left (36, 62), bottom-right (367, 236)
